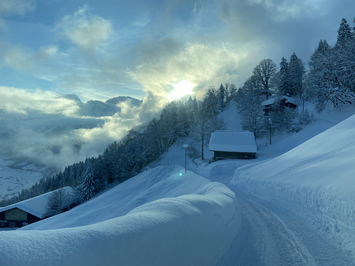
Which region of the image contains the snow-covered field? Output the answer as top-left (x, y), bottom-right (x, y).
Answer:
top-left (1, 102), bottom-right (355, 265)
top-left (0, 157), bottom-right (43, 201)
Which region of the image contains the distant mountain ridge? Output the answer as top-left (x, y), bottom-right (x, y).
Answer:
top-left (106, 96), bottom-right (142, 107)
top-left (59, 95), bottom-right (143, 117)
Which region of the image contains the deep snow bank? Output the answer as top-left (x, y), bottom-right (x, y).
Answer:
top-left (232, 114), bottom-right (355, 234)
top-left (0, 166), bottom-right (239, 266)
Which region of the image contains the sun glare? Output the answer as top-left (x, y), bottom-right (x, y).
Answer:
top-left (168, 81), bottom-right (195, 100)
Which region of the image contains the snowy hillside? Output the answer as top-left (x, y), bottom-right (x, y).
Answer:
top-left (0, 158), bottom-right (43, 201)
top-left (0, 166), bottom-right (238, 266)
top-left (231, 113), bottom-right (355, 258)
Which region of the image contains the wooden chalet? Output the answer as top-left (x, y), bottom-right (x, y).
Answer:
top-left (0, 207), bottom-right (41, 228)
top-left (209, 131), bottom-right (257, 160)
top-left (262, 96), bottom-right (298, 115)
top-left (0, 187), bottom-right (73, 228)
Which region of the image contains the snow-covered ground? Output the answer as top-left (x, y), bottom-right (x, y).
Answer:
top-left (0, 157), bottom-right (43, 201)
top-left (1, 101), bottom-right (355, 265)
top-left (231, 113), bottom-right (355, 262)
top-left (0, 166), bottom-right (238, 266)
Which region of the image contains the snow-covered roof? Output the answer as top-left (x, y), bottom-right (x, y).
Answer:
top-left (262, 96), bottom-right (297, 106)
top-left (209, 131), bottom-right (257, 153)
top-left (0, 187), bottom-right (73, 219)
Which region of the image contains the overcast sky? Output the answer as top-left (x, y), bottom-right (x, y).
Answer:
top-left (0, 0), bottom-right (355, 102)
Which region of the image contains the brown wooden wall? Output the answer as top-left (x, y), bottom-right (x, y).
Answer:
top-left (213, 151), bottom-right (256, 160)
top-left (0, 208), bottom-right (41, 228)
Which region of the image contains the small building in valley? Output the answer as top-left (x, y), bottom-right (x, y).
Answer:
top-left (209, 131), bottom-right (257, 160)
top-left (0, 187), bottom-right (73, 228)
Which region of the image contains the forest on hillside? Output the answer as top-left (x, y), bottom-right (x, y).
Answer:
top-left (1, 17), bottom-right (355, 216)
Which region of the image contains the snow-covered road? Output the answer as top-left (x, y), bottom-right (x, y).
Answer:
top-left (200, 158), bottom-right (355, 265)
top-left (218, 191), bottom-right (354, 266)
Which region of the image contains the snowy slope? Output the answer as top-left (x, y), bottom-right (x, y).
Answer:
top-left (232, 113), bottom-right (355, 253)
top-left (0, 166), bottom-right (239, 266)
top-left (0, 157), bottom-right (43, 201)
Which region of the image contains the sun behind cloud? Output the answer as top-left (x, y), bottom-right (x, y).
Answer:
top-left (168, 81), bottom-right (195, 100)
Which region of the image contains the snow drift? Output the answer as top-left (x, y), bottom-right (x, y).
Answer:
top-left (0, 166), bottom-right (239, 266)
top-left (232, 113), bottom-right (355, 234)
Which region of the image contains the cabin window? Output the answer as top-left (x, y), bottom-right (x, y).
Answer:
top-left (5, 209), bottom-right (27, 221)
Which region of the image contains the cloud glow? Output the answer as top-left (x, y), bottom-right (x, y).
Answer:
top-left (128, 43), bottom-right (241, 99)
top-left (168, 81), bottom-right (195, 100)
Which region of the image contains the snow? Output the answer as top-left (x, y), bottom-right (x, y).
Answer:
top-left (0, 187), bottom-right (73, 219)
top-left (218, 101), bottom-right (243, 131)
top-left (232, 114), bottom-right (355, 251)
top-left (1, 101), bottom-right (355, 265)
top-left (0, 157), bottom-right (43, 201)
top-left (0, 166), bottom-right (239, 266)
top-left (209, 131), bottom-right (257, 153)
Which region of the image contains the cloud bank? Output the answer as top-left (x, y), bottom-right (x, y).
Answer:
top-left (0, 87), bottom-right (164, 172)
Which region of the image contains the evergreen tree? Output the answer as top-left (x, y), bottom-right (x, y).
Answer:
top-left (227, 83), bottom-right (237, 102)
top-left (217, 84), bottom-right (225, 112)
top-left (336, 18), bottom-right (352, 48)
top-left (201, 87), bottom-right (218, 118)
top-left (94, 155), bottom-right (107, 192)
top-left (78, 161), bottom-right (96, 202)
top-left (278, 57), bottom-right (290, 95)
top-left (307, 34), bottom-right (355, 112)
top-left (288, 53), bottom-right (304, 98)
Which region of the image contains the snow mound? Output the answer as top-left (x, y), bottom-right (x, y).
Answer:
top-left (232, 113), bottom-right (355, 231)
top-left (0, 166), bottom-right (239, 266)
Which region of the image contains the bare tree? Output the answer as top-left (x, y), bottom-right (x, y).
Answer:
top-left (253, 59), bottom-right (277, 99)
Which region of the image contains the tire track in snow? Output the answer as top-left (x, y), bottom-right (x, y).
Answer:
top-left (220, 192), bottom-right (354, 266)
top-left (219, 195), bottom-right (316, 266)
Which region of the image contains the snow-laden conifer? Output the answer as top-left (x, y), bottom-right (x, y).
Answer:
top-left (78, 161), bottom-right (96, 202)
